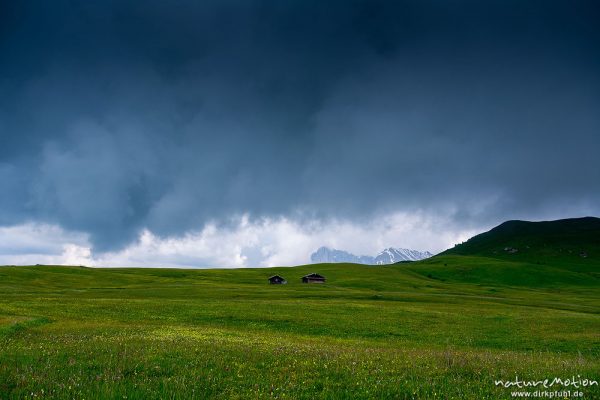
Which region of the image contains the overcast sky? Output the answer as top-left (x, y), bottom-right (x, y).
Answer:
top-left (1, 1), bottom-right (599, 267)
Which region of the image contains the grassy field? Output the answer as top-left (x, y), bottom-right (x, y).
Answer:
top-left (0, 253), bottom-right (598, 399)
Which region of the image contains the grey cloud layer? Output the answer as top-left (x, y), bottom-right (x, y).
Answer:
top-left (1, 0), bottom-right (599, 251)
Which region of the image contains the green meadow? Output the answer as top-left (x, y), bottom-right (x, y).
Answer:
top-left (1, 252), bottom-right (599, 399)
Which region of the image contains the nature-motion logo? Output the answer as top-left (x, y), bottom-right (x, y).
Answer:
top-left (494, 375), bottom-right (598, 390)
top-left (495, 375), bottom-right (598, 398)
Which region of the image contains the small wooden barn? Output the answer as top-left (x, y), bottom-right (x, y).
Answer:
top-left (268, 275), bottom-right (287, 284)
top-left (302, 273), bottom-right (326, 283)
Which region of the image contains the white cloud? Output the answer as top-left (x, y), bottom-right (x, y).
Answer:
top-left (0, 213), bottom-right (480, 268)
top-left (0, 223), bottom-right (90, 265)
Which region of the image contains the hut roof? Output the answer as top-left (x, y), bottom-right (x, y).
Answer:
top-left (302, 273), bottom-right (325, 279)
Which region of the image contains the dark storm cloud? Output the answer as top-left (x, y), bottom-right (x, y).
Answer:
top-left (1, 0), bottom-right (599, 250)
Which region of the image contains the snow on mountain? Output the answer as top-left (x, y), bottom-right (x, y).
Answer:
top-left (310, 246), bottom-right (433, 265)
top-left (374, 247), bottom-right (434, 264)
top-left (310, 247), bottom-right (375, 264)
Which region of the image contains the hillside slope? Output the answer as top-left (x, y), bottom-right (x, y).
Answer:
top-left (403, 217), bottom-right (600, 287)
top-left (442, 216), bottom-right (600, 261)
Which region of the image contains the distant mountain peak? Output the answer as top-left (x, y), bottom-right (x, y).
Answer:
top-left (310, 247), bottom-right (375, 264)
top-left (311, 246), bottom-right (433, 265)
top-left (374, 247), bottom-right (434, 264)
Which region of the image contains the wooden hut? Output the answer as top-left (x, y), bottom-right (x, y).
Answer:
top-left (301, 273), bottom-right (326, 283)
top-left (268, 275), bottom-right (287, 284)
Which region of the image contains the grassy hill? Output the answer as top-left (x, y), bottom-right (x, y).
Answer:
top-left (443, 216), bottom-right (600, 262)
top-left (407, 217), bottom-right (600, 290)
top-left (0, 219), bottom-right (599, 399)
